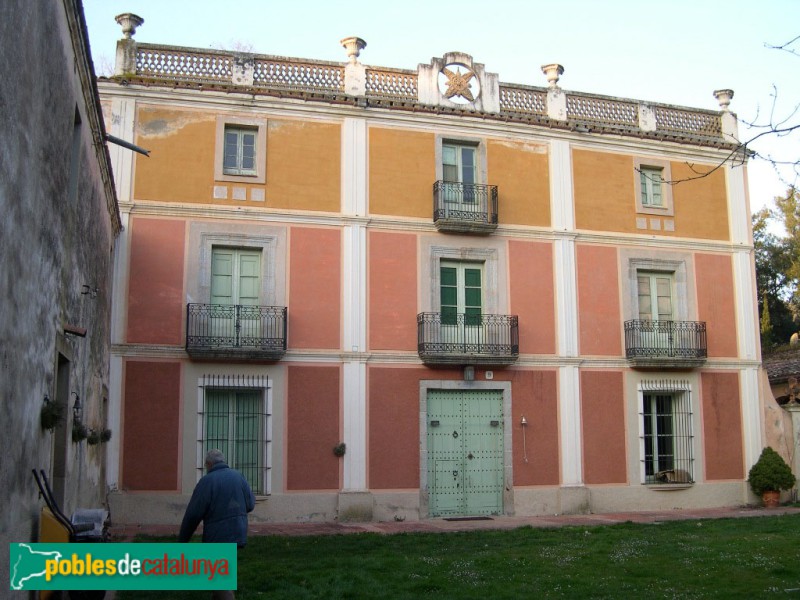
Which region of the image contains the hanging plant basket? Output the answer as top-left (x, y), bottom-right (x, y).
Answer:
top-left (86, 429), bottom-right (102, 445)
top-left (40, 398), bottom-right (66, 431)
top-left (100, 428), bottom-right (112, 443)
top-left (72, 422), bottom-right (89, 443)
top-left (333, 442), bottom-right (346, 457)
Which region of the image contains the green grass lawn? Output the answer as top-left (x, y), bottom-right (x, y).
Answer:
top-left (120, 515), bottom-right (800, 599)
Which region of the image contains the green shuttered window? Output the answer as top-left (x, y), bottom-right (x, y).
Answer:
top-left (204, 388), bottom-right (265, 494)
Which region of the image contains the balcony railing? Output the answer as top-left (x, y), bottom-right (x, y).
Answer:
top-left (624, 320), bottom-right (707, 368)
top-left (433, 181), bottom-right (499, 233)
top-left (186, 303), bottom-right (287, 360)
top-left (418, 312), bottom-right (519, 366)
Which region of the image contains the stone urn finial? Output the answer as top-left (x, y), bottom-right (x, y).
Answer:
top-left (340, 36), bottom-right (367, 64)
top-left (713, 89), bottom-right (734, 111)
top-left (541, 63), bottom-right (564, 88)
top-left (115, 13), bottom-right (144, 39)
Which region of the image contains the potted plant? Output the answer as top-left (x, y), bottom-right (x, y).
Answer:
top-left (748, 447), bottom-right (796, 507)
top-left (72, 421), bottom-right (89, 443)
top-left (86, 429), bottom-right (101, 445)
top-left (40, 397), bottom-right (65, 431)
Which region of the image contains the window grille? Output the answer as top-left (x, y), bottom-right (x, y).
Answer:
top-left (639, 381), bottom-right (693, 484)
top-left (198, 374), bottom-right (270, 495)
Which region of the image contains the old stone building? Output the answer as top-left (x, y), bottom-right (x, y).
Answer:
top-left (98, 15), bottom-right (773, 526)
top-left (0, 0), bottom-right (120, 578)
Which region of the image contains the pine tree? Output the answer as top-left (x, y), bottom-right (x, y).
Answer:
top-left (761, 291), bottom-right (775, 350)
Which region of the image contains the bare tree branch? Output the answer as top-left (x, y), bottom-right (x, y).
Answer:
top-left (765, 35), bottom-right (800, 57)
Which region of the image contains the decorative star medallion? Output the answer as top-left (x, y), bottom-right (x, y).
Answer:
top-left (438, 63), bottom-right (480, 104)
top-left (442, 66), bottom-right (476, 101)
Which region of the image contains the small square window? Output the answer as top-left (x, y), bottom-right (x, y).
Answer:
top-left (633, 158), bottom-right (674, 217)
top-left (223, 127), bottom-right (257, 176)
top-left (640, 167), bottom-right (663, 208)
top-left (215, 117), bottom-right (267, 184)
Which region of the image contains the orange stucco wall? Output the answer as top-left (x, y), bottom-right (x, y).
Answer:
top-left (122, 361), bottom-right (181, 491)
top-left (576, 244), bottom-right (622, 356)
top-left (580, 370), bottom-right (627, 484)
top-left (127, 217), bottom-right (185, 345)
top-left (508, 370), bottom-right (559, 486)
top-left (573, 149), bottom-right (633, 233)
top-left (487, 140), bottom-right (550, 227)
top-left (368, 231), bottom-right (418, 351)
top-left (671, 163), bottom-right (729, 241)
top-left (133, 107), bottom-right (340, 211)
top-left (267, 120), bottom-right (341, 212)
top-left (369, 127), bottom-right (435, 218)
top-left (509, 240), bottom-right (555, 355)
top-left (368, 367), bottom-right (427, 489)
top-left (695, 253), bottom-right (738, 357)
top-left (701, 372), bottom-right (744, 480)
top-left (573, 149), bottom-right (729, 240)
top-left (134, 107), bottom-right (216, 203)
top-left (287, 365), bottom-right (340, 490)
top-left (288, 227), bottom-right (340, 349)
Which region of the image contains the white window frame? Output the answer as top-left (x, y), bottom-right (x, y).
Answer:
top-left (435, 135), bottom-right (487, 184)
top-left (222, 126), bottom-right (258, 176)
top-left (621, 254), bottom-right (694, 323)
top-left (196, 231), bottom-right (280, 307)
top-left (210, 246), bottom-right (263, 306)
top-left (634, 157), bottom-right (673, 216)
top-left (636, 271), bottom-right (675, 322)
top-left (196, 374), bottom-right (272, 496)
top-left (637, 379), bottom-right (694, 485)
top-left (426, 245), bottom-right (500, 314)
top-left (214, 116), bottom-right (267, 184)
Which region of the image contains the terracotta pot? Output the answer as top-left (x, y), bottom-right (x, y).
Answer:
top-left (762, 490), bottom-right (781, 508)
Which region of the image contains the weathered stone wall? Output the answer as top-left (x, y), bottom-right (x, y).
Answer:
top-left (0, 0), bottom-right (118, 585)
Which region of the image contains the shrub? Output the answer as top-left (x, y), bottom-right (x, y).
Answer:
top-left (748, 447), bottom-right (796, 496)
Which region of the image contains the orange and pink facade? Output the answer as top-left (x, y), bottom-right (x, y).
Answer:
top-left (100, 20), bottom-right (765, 524)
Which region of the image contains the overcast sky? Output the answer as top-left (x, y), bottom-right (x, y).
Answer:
top-left (83, 0), bottom-right (799, 217)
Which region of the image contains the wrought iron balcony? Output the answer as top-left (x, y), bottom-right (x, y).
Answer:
top-left (417, 312), bottom-right (519, 366)
top-left (186, 303), bottom-right (287, 360)
top-left (433, 181), bottom-right (498, 233)
top-left (624, 320), bottom-right (707, 368)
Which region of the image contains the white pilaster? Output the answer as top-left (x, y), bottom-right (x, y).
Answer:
top-left (107, 355), bottom-right (123, 488)
top-left (559, 365), bottom-right (583, 485)
top-left (342, 361), bottom-right (367, 490)
top-left (555, 239), bottom-right (578, 358)
top-left (109, 97), bottom-right (136, 203)
top-left (341, 118), bottom-right (367, 216)
top-left (342, 225), bottom-right (366, 352)
top-left (110, 212), bottom-right (130, 344)
top-left (726, 165), bottom-right (750, 246)
top-left (107, 210), bottom-right (129, 490)
top-left (550, 137), bottom-right (582, 485)
top-left (341, 116), bottom-right (368, 491)
top-left (549, 139), bottom-right (574, 231)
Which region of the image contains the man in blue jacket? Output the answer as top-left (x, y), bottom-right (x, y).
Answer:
top-left (178, 449), bottom-right (256, 547)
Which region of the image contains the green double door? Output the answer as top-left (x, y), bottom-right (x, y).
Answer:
top-left (427, 390), bottom-right (504, 517)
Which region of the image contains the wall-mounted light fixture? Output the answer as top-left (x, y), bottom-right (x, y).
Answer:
top-left (71, 392), bottom-right (82, 424)
top-left (520, 415), bottom-right (529, 463)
